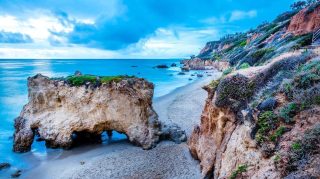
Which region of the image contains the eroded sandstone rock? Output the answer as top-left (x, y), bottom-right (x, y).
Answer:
top-left (287, 4), bottom-right (320, 35)
top-left (13, 74), bottom-right (161, 152)
top-left (188, 51), bottom-right (314, 178)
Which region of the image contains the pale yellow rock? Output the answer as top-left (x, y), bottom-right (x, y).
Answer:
top-left (13, 74), bottom-right (160, 152)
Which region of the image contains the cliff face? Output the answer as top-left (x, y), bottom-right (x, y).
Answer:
top-left (198, 41), bottom-right (226, 59)
top-left (181, 58), bottom-right (229, 71)
top-left (182, 3), bottom-right (320, 72)
top-left (188, 51), bottom-right (320, 178)
top-left (287, 4), bottom-right (320, 35)
top-left (13, 74), bottom-right (161, 152)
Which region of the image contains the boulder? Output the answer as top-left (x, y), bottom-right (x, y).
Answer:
top-left (257, 97), bottom-right (278, 111)
top-left (160, 124), bottom-right (187, 144)
top-left (155, 65), bottom-right (169, 69)
top-left (13, 74), bottom-right (161, 152)
top-left (0, 163), bottom-right (10, 170)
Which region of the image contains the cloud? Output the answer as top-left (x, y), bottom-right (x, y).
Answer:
top-left (125, 26), bottom-right (220, 58)
top-left (0, 0), bottom-right (294, 58)
top-left (52, 0), bottom-right (219, 50)
top-left (0, 31), bottom-right (33, 43)
top-left (229, 10), bottom-right (257, 22)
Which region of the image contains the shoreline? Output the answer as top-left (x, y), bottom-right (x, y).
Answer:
top-left (22, 70), bottom-right (221, 179)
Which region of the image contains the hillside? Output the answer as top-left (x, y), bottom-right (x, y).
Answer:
top-left (186, 2), bottom-right (320, 179)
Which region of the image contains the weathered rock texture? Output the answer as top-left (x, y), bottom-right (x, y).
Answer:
top-left (188, 51), bottom-right (315, 178)
top-left (181, 58), bottom-right (229, 71)
top-left (287, 4), bottom-right (320, 35)
top-left (13, 74), bottom-right (161, 152)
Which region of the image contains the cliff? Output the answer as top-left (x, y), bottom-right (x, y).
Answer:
top-left (181, 2), bottom-right (320, 71)
top-left (287, 3), bottom-right (320, 35)
top-left (13, 74), bottom-right (161, 152)
top-left (188, 2), bottom-right (320, 178)
top-left (189, 50), bottom-right (320, 178)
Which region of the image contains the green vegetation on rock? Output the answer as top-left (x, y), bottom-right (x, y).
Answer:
top-left (269, 126), bottom-right (286, 142)
top-left (256, 111), bottom-right (277, 143)
top-left (251, 48), bottom-right (274, 60)
top-left (239, 62), bottom-right (250, 69)
top-left (66, 75), bottom-right (98, 86)
top-left (282, 124), bottom-right (320, 174)
top-left (222, 67), bottom-right (233, 76)
top-left (279, 103), bottom-right (298, 123)
top-left (51, 74), bottom-right (132, 86)
top-left (230, 164), bottom-right (248, 179)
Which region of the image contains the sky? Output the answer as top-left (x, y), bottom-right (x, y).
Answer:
top-left (0, 0), bottom-right (295, 59)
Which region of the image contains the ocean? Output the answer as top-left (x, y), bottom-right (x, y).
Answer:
top-left (0, 59), bottom-right (205, 177)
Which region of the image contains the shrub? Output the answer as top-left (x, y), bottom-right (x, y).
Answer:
top-left (297, 33), bottom-right (313, 47)
top-left (223, 67), bottom-right (233, 76)
top-left (256, 111), bottom-right (277, 143)
top-left (230, 164), bottom-right (248, 179)
top-left (100, 76), bottom-right (124, 84)
top-left (66, 75), bottom-right (97, 86)
top-left (294, 59), bottom-right (320, 89)
top-left (215, 74), bottom-right (256, 108)
top-left (296, 73), bottom-right (320, 89)
top-left (270, 126), bottom-right (286, 142)
top-left (290, 1), bottom-right (307, 10)
top-left (239, 40), bottom-right (247, 47)
top-left (283, 82), bottom-right (293, 94)
top-left (273, 11), bottom-right (298, 23)
top-left (282, 124), bottom-right (320, 174)
top-left (207, 79), bottom-right (221, 91)
top-left (251, 48), bottom-right (274, 60)
top-left (291, 142), bottom-right (302, 151)
top-left (63, 75), bottom-right (128, 86)
top-left (213, 53), bottom-right (222, 61)
top-left (279, 103), bottom-right (299, 123)
top-left (239, 62), bottom-right (251, 69)
top-left (306, 1), bottom-right (320, 14)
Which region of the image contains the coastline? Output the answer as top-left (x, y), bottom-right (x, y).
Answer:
top-left (23, 70), bottom-right (221, 179)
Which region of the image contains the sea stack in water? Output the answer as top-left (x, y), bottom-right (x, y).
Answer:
top-left (13, 73), bottom-right (161, 152)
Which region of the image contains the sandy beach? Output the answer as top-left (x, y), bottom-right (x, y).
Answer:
top-left (23, 71), bottom-right (221, 179)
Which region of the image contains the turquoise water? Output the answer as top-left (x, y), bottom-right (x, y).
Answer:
top-left (0, 59), bottom-right (203, 177)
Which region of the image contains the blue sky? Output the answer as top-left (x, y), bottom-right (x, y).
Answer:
top-left (0, 0), bottom-right (294, 59)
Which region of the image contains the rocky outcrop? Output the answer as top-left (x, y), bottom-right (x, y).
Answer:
top-left (13, 74), bottom-right (161, 152)
top-left (287, 3), bottom-right (320, 35)
top-left (188, 51), bottom-right (314, 178)
top-left (181, 58), bottom-right (229, 71)
top-left (198, 41), bottom-right (221, 59)
top-left (181, 58), bottom-right (216, 70)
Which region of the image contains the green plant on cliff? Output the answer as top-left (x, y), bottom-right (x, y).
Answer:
top-left (239, 62), bottom-right (250, 69)
top-left (212, 53), bottom-right (223, 61)
top-left (284, 124), bottom-right (320, 174)
top-left (269, 126), bottom-right (286, 142)
top-left (239, 40), bottom-right (247, 47)
top-left (66, 75), bottom-right (98, 86)
top-left (64, 75), bottom-right (128, 86)
top-left (223, 67), bottom-right (233, 76)
top-left (256, 111), bottom-right (277, 143)
top-left (230, 164), bottom-right (248, 179)
top-left (251, 48), bottom-right (275, 60)
top-left (279, 103), bottom-right (299, 123)
top-left (208, 79), bottom-right (221, 91)
top-left (294, 60), bottom-right (320, 89)
top-left (100, 76), bottom-right (124, 84)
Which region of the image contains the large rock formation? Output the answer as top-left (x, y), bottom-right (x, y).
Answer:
top-left (181, 58), bottom-right (229, 71)
top-left (188, 51), bottom-right (317, 178)
top-left (13, 74), bottom-right (161, 152)
top-left (287, 3), bottom-right (320, 35)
